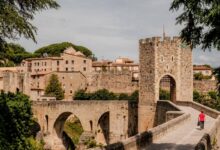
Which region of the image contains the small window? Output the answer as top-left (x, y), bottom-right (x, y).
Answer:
top-left (83, 67), bottom-right (86, 71)
top-left (72, 60), bottom-right (74, 64)
top-left (45, 62), bottom-right (47, 66)
top-left (70, 90), bottom-right (72, 94)
top-left (83, 60), bottom-right (86, 63)
top-left (66, 60), bottom-right (68, 64)
top-left (66, 68), bottom-right (68, 71)
top-left (161, 56), bottom-right (164, 62)
top-left (62, 77), bottom-right (64, 79)
top-left (171, 56), bottom-right (174, 62)
top-left (57, 61), bottom-right (59, 66)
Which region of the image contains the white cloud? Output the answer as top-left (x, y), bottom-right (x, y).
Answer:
top-left (12, 0), bottom-right (220, 67)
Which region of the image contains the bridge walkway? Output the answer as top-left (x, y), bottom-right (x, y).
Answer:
top-left (146, 106), bottom-right (216, 150)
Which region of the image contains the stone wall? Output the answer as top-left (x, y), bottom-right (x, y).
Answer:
top-left (194, 80), bottom-right (218, 93)
top-left (154, 100), bottom-right (181, 126)
top-left (0, 71), bottom-right (23, 93)
top-left (87, 71), bottom-right (138, 94)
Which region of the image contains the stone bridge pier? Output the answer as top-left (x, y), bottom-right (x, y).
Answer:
top-left (32, 101), bottom-right (137, 149)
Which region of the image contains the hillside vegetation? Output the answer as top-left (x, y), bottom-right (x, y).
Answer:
top-left (0, 42), bottom-right (94, 67)
top-left (34, 42), bottom-right (93, 57)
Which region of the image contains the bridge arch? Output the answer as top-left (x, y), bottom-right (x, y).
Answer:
top-left (96, 111), bottom-right (110, 145)
top-left (158, 74), bottom-right (176, 102)
top-left (53, 112), bottom-right (83, 138)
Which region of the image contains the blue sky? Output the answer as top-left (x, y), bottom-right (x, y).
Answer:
top-left (14, 0), bottom-right (220, 67)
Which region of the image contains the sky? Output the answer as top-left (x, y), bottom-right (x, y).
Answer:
top-left (14, 0), bottom-right (220, 67)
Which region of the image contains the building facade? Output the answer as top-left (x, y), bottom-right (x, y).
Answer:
top-left (0, 47), bottom-right (92, 100)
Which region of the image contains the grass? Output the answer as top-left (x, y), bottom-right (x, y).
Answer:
top-left (64, 117), bottom-right (84, 145)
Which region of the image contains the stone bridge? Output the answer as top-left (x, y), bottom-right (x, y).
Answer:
top-left (104, 101), bottom-right (220, 150)
top-left (32, 100), bottom-right (137, 149)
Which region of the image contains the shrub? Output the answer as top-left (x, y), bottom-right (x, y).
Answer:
top-left (208, 91), bottom-right (218, 100)
top-left (73, 90), bottom-right (90, 100)
top-left (118, 93), bottom-right (130, 100)
top-left (194, 73), bottom-right (203, 80)
top-left (73, 89), bottom-right (139, 101)
top-left (159, 89), bottom-right (170, 100)
top-left (193, 90), bottom-right (201, 102)
top-left (91, 89), bottom-right (117, 100)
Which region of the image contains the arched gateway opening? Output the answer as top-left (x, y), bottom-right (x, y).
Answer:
top-left (54, 112), bottom-right (83, 150)
top-left (159, 75), bottom-right (176, 102)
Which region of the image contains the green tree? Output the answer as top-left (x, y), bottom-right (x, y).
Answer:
top-left (194, 72), bottom-right (204, 80)
top-left (193, 90), bottom-right (202, 102)
top-left (73, 90), bottom-right (91, 100)
top-left (0, 91), bottom-right (39, 150)
top-left (0, 0), bottom-right (59, 45)
top-left (214, 67), bottom-right (220, 93)
top-left (34, 42), bottom-right (93, 57)
top-left (45, 74), bottom-right (64, 100)
top-left (159, 89), bottom-right (170, 100)
top-left (208, 91), bottom-right (218, 100)
top-left (118, 93), bottom-right (130, 100)
top-left (91, 89), bottom-right (117, 100)
top-left (170, 0), bottom-right (220, 50)
top-left (0, 43), bottom-right (36, 67)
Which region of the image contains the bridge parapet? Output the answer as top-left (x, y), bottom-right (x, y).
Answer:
top-left (175, 101), bottom-right (220, 118)
top-left (99, 101), bottom-right (190, 150)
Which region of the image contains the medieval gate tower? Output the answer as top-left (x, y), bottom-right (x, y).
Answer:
top-left (138, 36), bottom-right (193, 132)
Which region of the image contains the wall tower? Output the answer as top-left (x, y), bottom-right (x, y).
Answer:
top-left (138, 36), bottom-right (193, 132)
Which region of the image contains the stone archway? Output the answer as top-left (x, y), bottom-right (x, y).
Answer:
top-left (159, 75), bottom-right (176, 102)
top-left (96, 112), bottom-right (110, 145)
top-left (53, 112), bottom-right (83, 150)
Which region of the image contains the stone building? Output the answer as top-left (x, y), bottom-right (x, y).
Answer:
top-left (92, 57), bottom-right (139, 72)
top-left (0, 68), bottom-right (23, 93)
top-left (193, 65), bottom-right (212, 76)
top-left (18, 47), bottom-right (92, 100)
top-left (0, 47), bottom-right (92, 100)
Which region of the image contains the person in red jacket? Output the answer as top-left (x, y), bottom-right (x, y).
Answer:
top-left (199, 111), bottom-right (205, 129)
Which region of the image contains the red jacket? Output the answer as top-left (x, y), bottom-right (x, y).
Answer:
top-left (199, 113), bottom-right (205, 122)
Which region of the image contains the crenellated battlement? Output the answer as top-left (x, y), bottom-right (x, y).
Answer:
top-left (139, 36), bottom-right (181, 46)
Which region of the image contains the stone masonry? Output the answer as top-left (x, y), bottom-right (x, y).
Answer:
top-left (138, 36), bottom-right (193, 132)
top-left (87, 71), bottom-right (138, 94)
